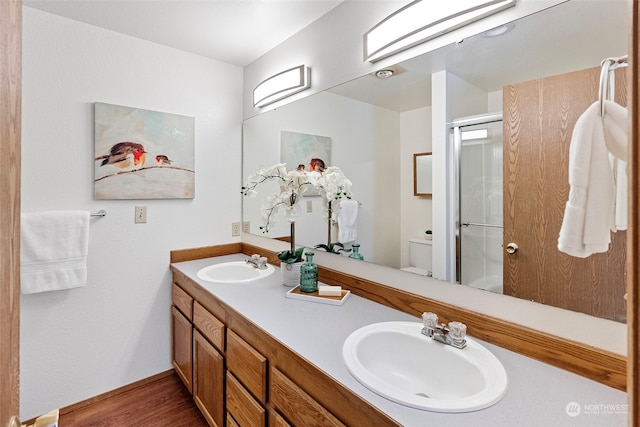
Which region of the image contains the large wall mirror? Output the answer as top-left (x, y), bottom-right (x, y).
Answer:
top-left (242, 0), bottom-right (628, 323)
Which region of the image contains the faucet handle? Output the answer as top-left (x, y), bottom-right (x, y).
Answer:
top-left (251, 254), bottom-right (260, 260)
top-left (448, 321), bottom-right (467, 341)
top-left (422, 312), bottom-right (438, 329)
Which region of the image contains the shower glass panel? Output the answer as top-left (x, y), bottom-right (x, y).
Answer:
top-left (453, 116), bottom-right (503, 294)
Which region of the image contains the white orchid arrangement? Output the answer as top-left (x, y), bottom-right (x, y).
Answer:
top-left (241, 163), bottom-right (353, 261)
top-left (242, 163), bottom-right (316, 232)
top-left (316, 166), bottom-right (353, 222)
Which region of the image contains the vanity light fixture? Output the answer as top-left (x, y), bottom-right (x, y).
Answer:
top-left (253, 65), bottom-right (311, 108)
top-left (364, 0), bottom-right (516, 63)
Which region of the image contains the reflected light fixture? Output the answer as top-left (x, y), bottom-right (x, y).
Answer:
top-left (364, 0), bottom-right (516, 63)
top-left (253, 65), bottom-right (311, 108)
top-left (461, 128), bottom-right (489, 141)
top-left (375, 69), bottom-right (394, 79)
top-left (482, 22), bottom-right (515, 38)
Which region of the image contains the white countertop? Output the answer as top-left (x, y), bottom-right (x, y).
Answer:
top-left (172, 254), bottom-right (627, 427)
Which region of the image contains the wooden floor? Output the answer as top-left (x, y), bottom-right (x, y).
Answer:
top-left (58, 371), bottom-right (208, 426)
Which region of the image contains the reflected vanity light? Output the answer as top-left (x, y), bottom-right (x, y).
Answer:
top-left (364, 0), bottom-right (516, 63)
top-left (253, 65), bottom-right (311, 108)
top-left (461, 128), bottom-right (489, 141)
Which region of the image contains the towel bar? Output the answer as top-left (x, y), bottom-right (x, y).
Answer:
top-left (91, 210), bottom-right (107, 217)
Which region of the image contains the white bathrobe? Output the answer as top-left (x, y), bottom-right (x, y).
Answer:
top-left (603, 100), bottom-right (628, 231)
top-left (558, 102), bottom-right (616, 258)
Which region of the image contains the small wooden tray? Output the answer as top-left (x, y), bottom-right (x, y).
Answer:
top-left (285, 285), bottom-right (350, 306)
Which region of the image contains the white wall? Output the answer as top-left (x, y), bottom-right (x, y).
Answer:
top-left (20, 8), bottom-right (243, 419)
top-left (399, 106), bottom-right (432, 268)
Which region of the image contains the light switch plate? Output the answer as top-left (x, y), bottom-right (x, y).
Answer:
top-left (135, 206), bottom-right (147, 223)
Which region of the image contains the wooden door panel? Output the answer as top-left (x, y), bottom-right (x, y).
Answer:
top-left (503, 67), bottom-right (627, 322)
top-left (1, 0), bottom-right (21, 424)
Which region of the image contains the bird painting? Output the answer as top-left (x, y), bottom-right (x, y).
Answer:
top-left (94, 102), bottom-right (195, 199)
top-left (96, 142), bottom-right (147, 170)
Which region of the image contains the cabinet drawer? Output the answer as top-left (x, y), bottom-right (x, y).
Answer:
top-left (226, 413), bottom-right (240, 427)
top-left (193, 302), bottom-right (225, 352)
top-left (226, 330), bottom-right (267, 404)
top-left (172, 283), bottom-right (193, 320)
top-left (271, 368), bottom-right (345, 427)
top-left (226, 372), bottom-right (265, 427)
top-left (269, 410), bottom-right (292, 427)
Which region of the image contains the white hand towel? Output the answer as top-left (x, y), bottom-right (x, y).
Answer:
top-left (337, 199), bottom-right (358, 244)
top-left (603, 100), bottom-right (628, 231)
top-left (21, 210), bottom-right (90, 294)
top-left (558, 102), bottom-right (615, 258)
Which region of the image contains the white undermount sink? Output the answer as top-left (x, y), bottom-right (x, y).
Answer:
top-left (342, 321), bottom-right (508, 413)
top-left (197, 261), bottom-right (274, 283)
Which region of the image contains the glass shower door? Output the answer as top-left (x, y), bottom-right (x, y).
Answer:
top-left (454, 118), bottom-right (503, 293)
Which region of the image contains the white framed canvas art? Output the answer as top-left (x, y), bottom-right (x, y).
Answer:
top-left (94, 102), bottom-right (195, 199)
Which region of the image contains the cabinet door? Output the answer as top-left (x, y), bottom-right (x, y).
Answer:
top-left (172, 306), bottom-right (192, 393)
top-left (194, 330), bottom-right (225, 427)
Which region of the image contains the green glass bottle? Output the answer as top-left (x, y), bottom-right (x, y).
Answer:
top-left (300, 251), bottom-right (318, 293)
top-left (349, 243), bottom-right (364, 261)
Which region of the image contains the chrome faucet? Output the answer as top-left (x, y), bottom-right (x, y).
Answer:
top-left (246, 254), bottom-right (268, 270)
top-left (421, 312), bottom-right (467, 349)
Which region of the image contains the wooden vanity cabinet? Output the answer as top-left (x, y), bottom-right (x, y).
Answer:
top-left (171, 269), bottom-right (399, 427)
top-left (171, 284), bottom-right (193, 393)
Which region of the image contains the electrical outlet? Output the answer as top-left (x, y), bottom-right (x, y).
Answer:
top-left (306, 200), bottom-right (313, 213)
top-left (231, 222), bottom-right (241, 237)
top-left (135, 206), bottom-right (147, 223)
top-left (242, 221), bottom-right (251, 233)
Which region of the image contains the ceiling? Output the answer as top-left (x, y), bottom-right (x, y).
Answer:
top-left (23, 0), bottom-right (345, 66)
top-left (327, 0), bottom-right (628, 112)
top-left (23, 0), bottom-right (628, 112)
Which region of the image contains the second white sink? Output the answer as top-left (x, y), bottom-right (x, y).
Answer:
top-left (197, 261), bottom-right (274, 283)
top-left (342, 321), bottom-right (508, 413)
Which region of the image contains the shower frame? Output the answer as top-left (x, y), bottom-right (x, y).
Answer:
top-left (449, 112), bottom-right (503, 285)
